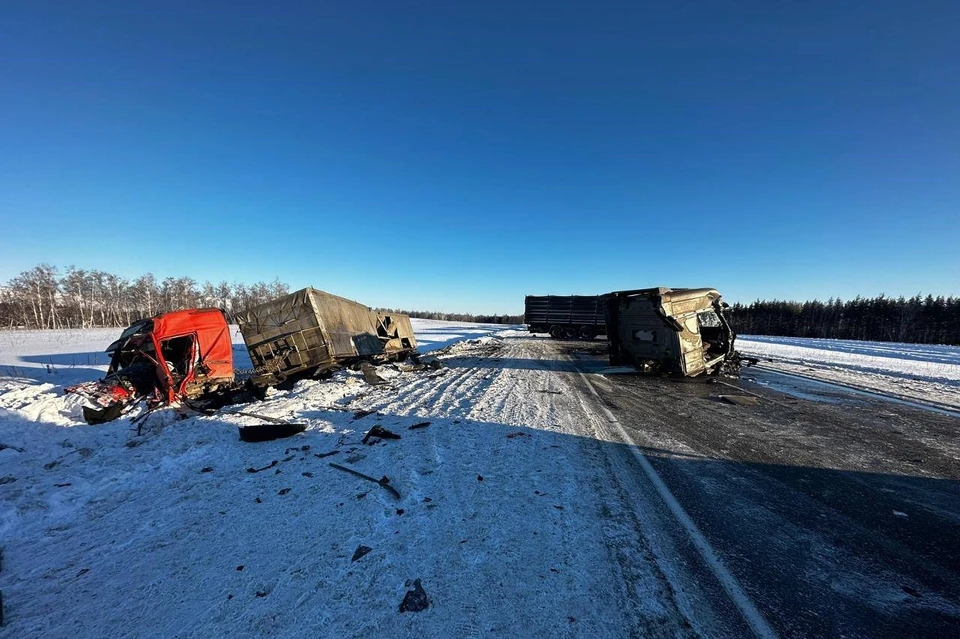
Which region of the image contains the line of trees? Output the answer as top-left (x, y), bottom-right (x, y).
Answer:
top-left (4, 265), bottom-right (956, 343)
top-left (378, 308), bottom-right (524, 325)
top-left (0, 264), bottom-right (289, 329)
top-left (727, 295), bottom-right (960, 345)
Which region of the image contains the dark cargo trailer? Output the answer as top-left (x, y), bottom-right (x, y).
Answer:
top-left (236, 287), bottom-right (418, 386)
top-left (524, 295), bottom-right (607, 340)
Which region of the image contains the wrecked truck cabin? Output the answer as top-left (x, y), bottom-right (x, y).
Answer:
top-left (236, 287), bottom-right (418, 386)
top-left (65, 308), bottom-right (235, 422)
top-left (605, 287), bottom-right (736, 377)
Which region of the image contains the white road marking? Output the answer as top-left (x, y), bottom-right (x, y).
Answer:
top-left (577, 370), bottom-right (780, 639)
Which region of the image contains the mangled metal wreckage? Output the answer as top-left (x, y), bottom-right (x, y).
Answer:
top-left (236, 287), bottom-right (417, 387)
top-left (66, 308), bottom-right (236, 424)
top-left (66, 288), bottom-right (418, 424)
top-left (605, 287), bottom-right (737, 377)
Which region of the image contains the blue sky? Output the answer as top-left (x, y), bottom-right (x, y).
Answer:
top-left (1, 1), bottom-right (957, 314)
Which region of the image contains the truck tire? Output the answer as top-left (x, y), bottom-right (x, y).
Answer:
top-left (563, 327), bottom-right (578, 339)
top-left (549, 325), bottom-right (563, 339)
top-left (579, 326), bottom-right (597, 340)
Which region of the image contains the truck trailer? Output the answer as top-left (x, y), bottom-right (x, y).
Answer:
top-left (524, 295), bottom-right (607, 339)
top-left (605, 287), bottom-right (736, 377)
top-left (67, 288), bottom-right (418, 422)
top-left (235, 287), bottom-right (417, 386)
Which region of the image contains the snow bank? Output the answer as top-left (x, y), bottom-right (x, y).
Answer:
top-left (738, 335), bottom-right (960, 410)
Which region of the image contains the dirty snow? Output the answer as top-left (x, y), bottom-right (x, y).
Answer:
top-left (737, 335), bottom-right (960, 411)
top-left (0, 322), bottom-right (686, 638)
top-left (3, 325), bottom-right (959, 637)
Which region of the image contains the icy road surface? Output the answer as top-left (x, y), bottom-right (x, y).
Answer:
top-left (1, 325), bottom-right (958, 638)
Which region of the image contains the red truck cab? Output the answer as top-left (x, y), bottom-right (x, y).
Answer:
top-left (68, 308), bottom-right (235, 421)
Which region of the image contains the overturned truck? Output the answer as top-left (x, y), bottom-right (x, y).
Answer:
top-left (605, 287), bottom-right (736, 377)
top-left (236, 287), bottom-right (417, 386)
top-left (67, 288), bottom-right (418, 423)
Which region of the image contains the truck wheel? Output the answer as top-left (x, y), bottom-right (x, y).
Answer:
top-left (549, 325), bottom-right (563, 339)
top-left (563, 327), bottom-right (578, 339)
top-left (579, 326), bottom-right (596, 340)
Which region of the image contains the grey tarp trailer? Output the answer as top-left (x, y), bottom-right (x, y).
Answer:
top-left (236, 287), bottom-right (417, 386)
top-left (605, 287), bottom-right (735, 377)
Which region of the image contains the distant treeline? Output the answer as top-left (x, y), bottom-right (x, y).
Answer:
top-left (378, 309), bottom-right (524, 325)
top-left (727, 295), bottom-right (960, 345)
top-left (0, 264), bottom-right (523, 331)
top-left (0, 264), bottom-right (289, 329)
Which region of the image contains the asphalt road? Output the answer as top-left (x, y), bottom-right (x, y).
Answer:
top-left (560, 340), bottom-right (960, 639)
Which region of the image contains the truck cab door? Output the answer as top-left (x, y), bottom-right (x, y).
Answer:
top-left (676, 313), bottom-right (706, 376)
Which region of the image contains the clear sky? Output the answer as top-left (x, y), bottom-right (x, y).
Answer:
top-left (1, 1), bottom-right (957, 314)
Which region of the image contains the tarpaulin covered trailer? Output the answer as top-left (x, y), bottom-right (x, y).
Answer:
top-left (236, 287), bottom-right (417, 386)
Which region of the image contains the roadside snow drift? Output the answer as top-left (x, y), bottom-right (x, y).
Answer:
top-left (737, 335), bottom-right (960, 410)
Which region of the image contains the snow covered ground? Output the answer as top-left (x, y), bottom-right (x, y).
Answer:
top-left (2, 325), bottom-right (959, 637)
top-left (737, 335), bottom-right (960, 411)
top-left (2, 322), bottom-right (676, 638)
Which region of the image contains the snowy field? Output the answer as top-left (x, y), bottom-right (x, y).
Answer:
top-left (737, 335), bottom-right (960, 411)
top-left (2, 326), bottom-right (959, 637)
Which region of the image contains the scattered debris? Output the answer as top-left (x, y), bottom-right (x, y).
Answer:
top-left (399, 579), bottom-right (430, 613)
top-left (255, 590), bottom-right (268, 598)
top-left (329, 463), bottom-right (401, 500)
top-left (351, 545), bottom-right (373, 562)
top-left (0, 443), bottom-right (25, 453)
top-left (246, 460), bottom-right (279, 474)
top-left (0, 477), bottom-right (16, 485)
top-left (236, 565), bottom-right (244, 571)
top-left (301, 472), bottom-right (314, 478)
top-left (53, 483), bottom-right (72, 488)
top-left (901, 585), bottom-right (921, 597)
top-left (238, 422), bottom-right (307, 443)
top-left (200, 467), bottom-right (214, 473)
top-left (396, 508), bottom-right (405, 516)
top-left (538, 389), bottom-right (562, 394)
top-left (362, 425), bottom-right (401, 444)
top-left (477, 475), bottom-right (484, 481)
top-left (505, 432), bottom-right (527, 439)
top-left (360, 363), bottom-right (387, 385)
top-left (353, 410), bottom-right (375, 420)
top-left (719, 395), bottom-right (760, 406)
top-left (893, 511), bottom-right (909, 518)
top-left (284, 445), bottom-right (310, 454)
top-left (277, 488), bottom-right (291, 495)
top-left (313, 450), bottom-right (339, 459)
top-left (76, 568), bottom-right (88, 577)
top-left (282, 455), bottom-right (295, 462)
top-left (408, 421), bottom-right (431, 430)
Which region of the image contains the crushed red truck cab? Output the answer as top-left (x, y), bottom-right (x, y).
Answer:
top-left (67, 308), bottom-right (235, 422)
